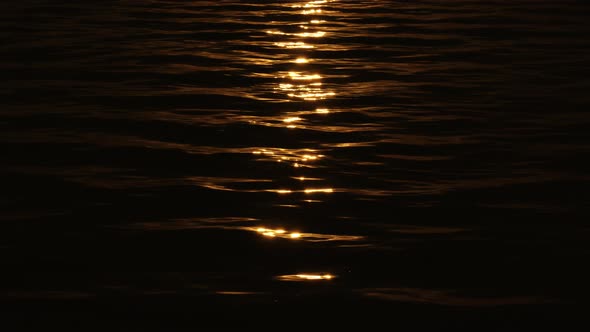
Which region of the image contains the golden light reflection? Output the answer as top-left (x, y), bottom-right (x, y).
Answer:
top-left (249, 227), bottom-right (363, 242)
top-left (292, 0), bottom-right (328, 8)
top-left (302, 9), bottom-right (322, 15)
top-left (276, 189), bottom-right (293, 194)
top-left (292, 176), bottom-right (322, 181)
top-left (261, 0), bottom-right (336, 203)
top-left (267, 30), bottom-right (326, 38)
top-left (274, 42), bottom-right (314, 49)
top-left (283, 116), bottom-right (302, 123)
top-left (251, 148), bottom-right (324, 168)
top-left (276, 274), bottom-right (335, 281)
top-left (255, 227), bottom-right (301, 239)
top-left (304, 188), bottom-right (334, 194)
top-left (267, 188), bottom-right (333, 194)
top-left (295, 31), bottom-right (326, 38)
top-left (287, 72), bottom-right (321, 80)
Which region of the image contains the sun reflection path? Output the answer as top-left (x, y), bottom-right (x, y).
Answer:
top-left (263, 0), bottom-right (337, 198)
top-left (273, 1), bottom-right (335, 104)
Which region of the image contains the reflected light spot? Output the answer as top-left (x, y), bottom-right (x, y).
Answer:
top-left (304, 188), bottom-right (334, 194)
top-left (302, 9), bottom-right (322, 14)
top-left (277, 273), bottom-right (336, 281)
top-left (288, 91), bottom-right (335, 100)
top-left (249, 227), bottom-right (305, 241)
top-left (245, 226), bottom-right (365, 243)
top-left (295, 57), bottom-right (309, 64)
top-left (276, 189), bottom-right (293, 194)
top-left (316, 108), bottom-right (330, 113)
top-left (275, 42), bottom-right (314, 49)
top-left (295, 31), bottom-right (326, 38)
top-left (283, 117), bottom-right (302, 123)
top-left (288, 72), bottom-right (322, 80)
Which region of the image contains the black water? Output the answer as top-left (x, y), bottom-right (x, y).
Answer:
top-left (2, 0), bottom-right (590, 329)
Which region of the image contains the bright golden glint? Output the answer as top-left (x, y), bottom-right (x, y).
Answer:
top-left (302, 9), bottom-right (322, 15)
top-left (295, 57), bottom-right (309, 64)
top-left (274, 42), bottom-right (314, 49)
top-left (252, 227), bottom-right (304, 240)
top-left (276, 273), bottom-right (336, 281)
top-left (288, 72), bottom-right (321, 80)
top-left (295, 31), bottom-right (326, 38)
top-left (316, 108), bottom-right (330, 113)
top-left (283, 116), bottom-right (302, 123)
top-left (304, 188), bottom-right (334, 194)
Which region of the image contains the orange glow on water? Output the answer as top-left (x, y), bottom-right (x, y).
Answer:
top-left (253, 227), bottom-right (302, 240)
top-left (276, 273), bottom-right (336, 281)
top-left (295, 31), bottom-right (326, 38)
top-left (274, 41), bottom-right (314, 49)
top-left (288, 72), bottom-right (321, 80)
top-left (275, 189), bottom-right (293, 194)
top-left (283, 117), bottom-right (302, 123)
top-left (304, 188), bottom-right (333, 194)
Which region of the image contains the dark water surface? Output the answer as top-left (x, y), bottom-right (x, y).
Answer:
top-left (2, 0), bottom-right (590, 329)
